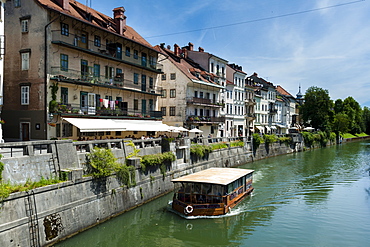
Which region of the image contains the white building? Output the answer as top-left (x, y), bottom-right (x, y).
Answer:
top-left (225, 64), bottom-right (247, 137)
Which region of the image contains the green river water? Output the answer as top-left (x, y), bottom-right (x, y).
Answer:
top-left (55, 140), bottom-right (370, 247)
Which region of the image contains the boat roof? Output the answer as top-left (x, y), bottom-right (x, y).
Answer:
top-left (171, 168), bottom-right (254, 186)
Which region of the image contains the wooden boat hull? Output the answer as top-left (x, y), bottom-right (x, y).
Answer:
top-left (172, 187), bottom-right (253, 217)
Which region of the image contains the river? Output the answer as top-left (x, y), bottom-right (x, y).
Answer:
top-left (55, 140), bottom-right (370, 247)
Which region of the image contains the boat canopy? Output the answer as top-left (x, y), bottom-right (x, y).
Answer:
top-left (171, 168), bottom-right (254, 186)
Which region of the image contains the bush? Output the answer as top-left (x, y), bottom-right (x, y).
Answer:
top-left (0, 154), bottom-right (4, 182)
top-left (252, 133), bottom-right (263, 150)
top-left (230, 140), bottom-right (244, 147)
top-left (190, 144), bottom-right (213, 157)
top-left (116, 165), bottom-right (136, 187)
top-left (264, 134), bottom-right (278, 144)
top-left (140, 151), bottom-right (176, 172)
top-left (86, 147), bottom-right (119, 179)
top-left (210, 142), bottom-right (228, 150)
top-left (278, 136), bottom-right (293, 146)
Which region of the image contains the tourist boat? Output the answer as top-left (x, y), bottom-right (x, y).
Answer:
top-left (171, 167), bottom-right (254, 216)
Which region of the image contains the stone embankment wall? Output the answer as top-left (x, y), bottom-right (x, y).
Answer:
top-left (0, 137), bottom-right (298, 247)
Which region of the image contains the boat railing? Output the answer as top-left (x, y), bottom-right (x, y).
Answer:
top-left (174, 192), bottom-right (226, 204)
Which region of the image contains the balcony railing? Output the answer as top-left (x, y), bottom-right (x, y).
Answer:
top-left (52, 103), bottom-right (162, 119)
top-left (246, 113), bottom-right (256, 119)
top-left (245, 98), bottom-right (256, 105)
top-left (186, 97), bottom-right (223, 107)
top-left (50, 30), bottom-right (163, 72)
top-left (50, 67), bottom-right (162, 94)
top-left (186, 116), bottom-right (225, 123)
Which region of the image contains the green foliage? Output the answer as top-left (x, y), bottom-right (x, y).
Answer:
top-left (302, 131), bottom-right (315, 147)
top-left (278, 136), bottom-right (293, 146)
top-left (140, 151), bottom-right (176, 173)
top-left (252, 133), bottom-right (263, 150)
top-left (363, 107), bottom-right (370, 134)
top-left (332, 113), bottom-right (350, 135)
top-left (49, 82), bottom-right (59, 113)
top-left (0, 154), bottom-right (4, 182)
top-left (230, 140), bottom-right (244, 147)
top-left (300, 86), bottom-right (333, 132)
top-left (0, 177), bottom-right (63, 201)
top-left (115, 165), bottom-right (136, 187)
top-left (264, 134), bottom-right (278, 144)
top-left (125, 140), bottom-right (141, 159)
top-left (329, 132), bottom-right (336, 142)
top-left (190, 144), bottom-right (213, 157)
top-left (86, 147), bottom-right (119, 179)
top-left (210, 142), bottom-right (228, 150)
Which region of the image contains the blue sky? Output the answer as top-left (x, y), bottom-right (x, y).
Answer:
top-left (90, 0), bottom-right (370, 107)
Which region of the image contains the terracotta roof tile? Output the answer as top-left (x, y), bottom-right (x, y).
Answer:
top-left (36, 0), bottom-right (152, 48)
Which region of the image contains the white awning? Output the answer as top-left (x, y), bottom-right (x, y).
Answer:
top-left (265, 126), bottom-right (271, 131)
top-left (255, 126), bottom-right (264, 132)
top-left (275, 123), bottom-right (286, 128)
top-left (270, 126), bottom-right (277, 129)
top-left (63, 118), bottom-right (170, 132)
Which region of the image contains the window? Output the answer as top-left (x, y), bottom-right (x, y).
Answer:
top-left (161, 107), bottom-right (166, 116)
top-left (133, 50), bottom-right (138, 59)
top-left (194, 91), bottom-right (198, 98)
top-left (134, 99), bottom-right (138, 110)
top-left (149, 77), bottom-right (154, 89)
top-left (105, 66), bottom-right (114, 79)
top-left (133, 73), bottom-right (139, 84)
top-left (81, 59), bottom-right (88, 78)
top-left (211, 62), bottom-right (214, 72)
top-left (116, 68), bottom-right (122, 77)
top-left (21, 52), bottom-right (29, 70)
top-left (61, 87), bottom-right (68, 105)
top-left (125, 47), bottom-right (130, 57)
top-left (21, 86), bottom-right (29, 105)
top-left (170, 89), bottom-right (176, 98)
top-left (200, 92), bottom-right (203, 98)
top-left (141, 52), bottom-right (147, 66)
top-left (93, 64), bottom-right (100, 78)
top-left (149, 56), bottom-right (156, 68)
top-left (161, 89), bottom-right (167, 98)
top-left (21, 19), bottom-right (28, 32)
top-left (60, 54), bottom-right (68, 71)
top-left (61, 23), bottom-right (69, 36)
top-left (169, 107), bottom-right (176, 116)
top-left (94, 35), bottom-right (101, 47)
top-left (161, 74), bottom-right (166, 80)
top-left (170, 73), bottom-right (176, 80)
top-left (14, 0), bottom-right (21, 7)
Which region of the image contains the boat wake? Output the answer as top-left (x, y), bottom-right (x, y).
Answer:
top-left (167, 198), bottom-right (253, 219)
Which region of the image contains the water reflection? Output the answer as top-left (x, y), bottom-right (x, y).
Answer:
top-left (56, 140), bottom-right (370, 247)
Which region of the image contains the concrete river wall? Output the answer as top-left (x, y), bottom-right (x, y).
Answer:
top-left (0, 137), bottom-right (298, 247)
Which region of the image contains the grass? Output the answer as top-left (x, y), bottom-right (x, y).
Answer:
top-left (0, 177), bottom-right (64, 201)
top-left (341, 133), bottom-right (369, 138)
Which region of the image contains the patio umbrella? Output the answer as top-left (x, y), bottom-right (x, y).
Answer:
top-left (189, 128), bottom-right (203, 133)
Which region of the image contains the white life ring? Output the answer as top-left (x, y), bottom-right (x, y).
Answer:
top-left (185, 205), bottom-right (194, 214)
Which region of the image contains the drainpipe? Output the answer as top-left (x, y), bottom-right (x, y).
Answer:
top-left (44, 14), bottom-right (60, 140)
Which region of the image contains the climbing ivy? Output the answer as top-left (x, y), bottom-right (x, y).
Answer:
top-left (0, 154), bottom-right (4, 182)
top-left (49, 82), bottom-right (59, 113)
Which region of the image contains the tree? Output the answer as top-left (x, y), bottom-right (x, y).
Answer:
top-left (342, 96), bottom-right (364, 134)
top-left (300, 86), bottom-right (333, 132)
top-left (332, 113), bottom-right (350, 142)
top-left (362, 107), bottom-right (370, 134)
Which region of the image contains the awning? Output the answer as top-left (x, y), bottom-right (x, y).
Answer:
top-left (275, 123), bottom-right (286, 128)
top-left (270, 126), bottom-right (277, 130)
top-left (255, 126), bottom-right (264, 132)
top-left (265, 126), bottom-right (271, 131)
top-left (63, 118), bottom-right (170, 132)
top-left (63, 118), bottom-right (127, 132)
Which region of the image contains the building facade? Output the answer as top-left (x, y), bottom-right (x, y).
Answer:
top-left (156, 43), bottom-right (224, 137)
top-left (0, 0), bottom-right (6, 142)
top-left (3, 0), bottom-right (162, 140)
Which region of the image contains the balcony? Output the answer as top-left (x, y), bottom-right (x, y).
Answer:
top-left (50, 67), bottom-right (162, 95)
top-left (186, 116), bottom-right (225, 124)
top-left (50, 30), bottom-right (163, 73)
top-left (245, 98), bottom-right (256, 106)
top-left (51, 103), bottom-right (162, 119)
top-left (269, 108), bottom-right (278, 114)
top-left (186, 97), bottom-right (223, 107)
top-left (245, 113), bottom-right (256, 120)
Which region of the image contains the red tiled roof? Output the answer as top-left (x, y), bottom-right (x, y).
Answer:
top-left (36, 0), bottom-right (153, 48)
top-left (276, 85), bottom-right (293, 97)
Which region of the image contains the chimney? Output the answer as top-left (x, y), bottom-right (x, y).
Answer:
top-left (160, 43), bottom-right (165, 49)
top-left (174, 44), bottom-right (179, 56)
top-left (188, 42), bottom-right (194, 51)
top-left (56, 0), bottom-right (69, 11)
top-left (113, 7), bottom-right (127, 35)
top-left (198, 47), bottom-right (204, 52)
